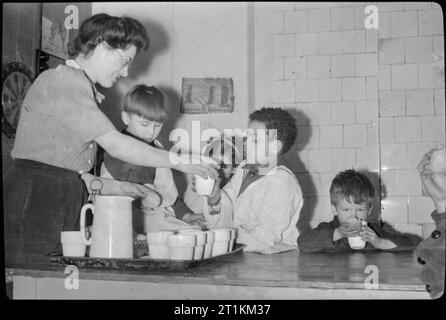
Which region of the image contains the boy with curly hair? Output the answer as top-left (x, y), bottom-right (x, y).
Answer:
top-left (196, 107), bottom-right (304, 253)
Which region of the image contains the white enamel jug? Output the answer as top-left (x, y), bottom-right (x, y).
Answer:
top-left (80, 196), bottom-right (134, 258)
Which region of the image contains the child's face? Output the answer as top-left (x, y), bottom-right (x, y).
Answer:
top-left (246, 120), bottom-right (281, 165)
top-left (122, 112), bottom-right (163, 143)
top-left (332, 197), bottom-right (371, 225)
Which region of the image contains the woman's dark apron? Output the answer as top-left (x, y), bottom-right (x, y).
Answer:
top-left (3, 159), bottom-right (87, 266)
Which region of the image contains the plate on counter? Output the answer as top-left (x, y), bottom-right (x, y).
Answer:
top-left (48, 244), bottom-right (246, 271)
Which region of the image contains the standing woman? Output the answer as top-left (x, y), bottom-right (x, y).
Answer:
top-left (4, 13), bottom-right (217, 265)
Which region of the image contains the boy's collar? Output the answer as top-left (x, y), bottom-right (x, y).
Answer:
top-left (121, 129), bottom-right (156, 146)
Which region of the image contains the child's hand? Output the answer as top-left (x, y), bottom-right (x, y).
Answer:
top-left (361, 226), bottom-right (380, 246)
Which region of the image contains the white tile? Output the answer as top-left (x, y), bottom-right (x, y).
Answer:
top-left (318, 32), bottom-right (343, 54)
top-left (418, 63), bottom-right (445, 89)
top-left (331, 101), bottom-right (356, 124)
top-left (295, 149), bottom-right (310, 172)
top-left (308, 55), bottom-right (331, 79)
top-left (365, 29), bottom-right (378, 52)
top-left (342, 30), bottom-right (366, 53)
top-left (394, 170), bottom-right (422, 196)
top-left (318, 79), bottom-right (342, 101)
top-left (406, 89), bottom-right (435, 116)
top-left (273, 3), bottom-right (295, 11)
top-left (378, 12), bottom-right (390, 39)
top-left (379, 90), bottom-right (405, 117)
top-left (391, 64), bottom-right (418, 90)
top-left (308, 8), bottom-right (331, 32)
top-left (378, 65), bottom-right (391, 90)
top-left (284, 56), bottom-right (307, 80)
top-left (343, 77), bottom-right (366, 100)
top-left (379, 118), bottom-right (395, 143)
top-left (274, 80), bottom-right (295, 103)
top-left (308, 149), bottom-right (332, 172)
top-left (433, 36), bottom-right (444, 57)
top-left (377, 2), bottom-right (405, 11)
top-left (284, 10), bottom-right (307, 33)
top-left (404, 2), bottom-right (432, 10)
top-left (356, 147), bottom-right (379, 171)
top-left (273, 11), bottom-right (284, 34)
top-left (344, 124), bottom-right (368, 147)
top-left (381, 197), bottom-right (408, 223)
top-left (366, 76), bottom-right (378, 100)
top-left (274, 34), bottom-right (296, 57)
top-left (295, 33), bottom-right (318, 55)
top-left (274, 58), bottom-right (284, 80)
top-left (393, 223), bottom-right (423, 238)
top-left (331, 148), bottom-right (356, 172)
top-left (319, 125), bottom-right (343, 149)
top-left (380, 170), bottom-right (396, 196)
top-left (405, 37), bottom-right (434, 64)
top-left (320, 172), bottom-right (337, 196)
top-left (408, 197), bottom-right (436, 223)
top-left (355, 53), bottom-right (378, 76)
top-left (378, 38), bottom-right (404, 64)
top-left (284, 103), bottom-right (309, 125)
top-left (331, 54), bottom-right (355, 77)
top-left (434, 88), bottom-right (445, 115)
top-left (422, 116), bottom-right (446, 142)
top-left (394, 117), bottom-right (422, 143)
top-left (307, 102), bottom-right (331, 125)
top-left (407, 142), bottom-right (438, 169)
top-left (295, 79), bottom-right (318, 102)
top-left (356, 100), bottom-right (378, 124)
top-left (381, 143), bottom-right (408, 169)
top-left (390, 11), bottom-right (417, 38)
top-left (296, 125), bottom-right (320, 150)
top-left (307, 196), bottom-right (332, 222)
top-left (368, 123), bottom-right (379, 147)
top-left (419, 9), bottom-right (444, 36)
top-left (331, 6), bottom-right (354, 31)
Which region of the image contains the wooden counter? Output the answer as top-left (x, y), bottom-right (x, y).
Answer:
top-left (7, 250), bottom-right (429, 299)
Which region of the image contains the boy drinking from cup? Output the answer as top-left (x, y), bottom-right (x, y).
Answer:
top-left (298, 169), bottom-right (413, 253)
top-left (101, 85), bottom-right (205, 233)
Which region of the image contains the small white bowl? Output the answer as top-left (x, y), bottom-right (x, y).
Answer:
top-left (213, 229), bottom-right (231, 242)
top-left (147, 231), bottom-right (175, 245)
top-left (212, 241), bottom-right (229, 256)
top-left (193, 245), bottom-right (205, 260)
top-left (168, 234), bottom-right (197, 247)
top-left (204, 230), bottom-right (215, 243)
top-left (169, 246), bottom-right (195, 260)
top-left (203, 243), bottom-right (213, 258)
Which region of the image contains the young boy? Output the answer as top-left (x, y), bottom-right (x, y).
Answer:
top-left (198, 107), bottom-right (304, 254)
top-left (298, 169), bottom-right (413, 253)
top-left (101, 85), bottom-right (204, 233)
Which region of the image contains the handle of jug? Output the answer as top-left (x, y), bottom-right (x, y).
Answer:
top-left (80, 203), bottom-right (94, 245)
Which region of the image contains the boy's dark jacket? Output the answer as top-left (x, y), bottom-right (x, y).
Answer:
top-left (298, 216), bottom-right (414, 253)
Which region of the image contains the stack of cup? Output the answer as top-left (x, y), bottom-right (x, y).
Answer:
top-left (178, 230), bottom-right (207, 260)
top-left (146, 231), bottom-right (174, 259)
top-left (211, 229), bottom-right (231, 257)
top-left (227, 228), bottom-right (237, 251)
top-left (61, 231), bottom-right (87, 257)
top-left (203, 230), bottom-right (215, 258)
top-left (168, 234), bottom-right (197, 260)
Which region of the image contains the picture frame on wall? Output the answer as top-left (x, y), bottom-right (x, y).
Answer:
top-left (41, 15), bottom-right (70, 60)
top-left (180, 78), bottom-right (234, 114)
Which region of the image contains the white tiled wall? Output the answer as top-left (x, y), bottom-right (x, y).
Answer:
top-left (257, 2), bottom-right (445, 239)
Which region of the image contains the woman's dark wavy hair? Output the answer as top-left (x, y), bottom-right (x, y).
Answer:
top-left (68, 13), bottom-right (149, 57)
top-left (249, 107), bottom-right (298, 154)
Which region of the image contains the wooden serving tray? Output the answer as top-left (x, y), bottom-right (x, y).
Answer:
top-left (48, 244), bottom-right (246, 271)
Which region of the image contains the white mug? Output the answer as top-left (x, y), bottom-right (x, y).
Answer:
top-left (60, 231), bottom-right (87, 257)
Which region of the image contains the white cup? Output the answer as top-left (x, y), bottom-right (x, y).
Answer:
top-left (146, 231), bottom-right (174, 259)
top-left (194, 175), bottom-right (215, 196)
top-left (348, 236), bottom-right (366, 249)
top-left (203, 230), bottom-right (215, 258)
top-left (219, 228), bottom-right (236, 251)
top-left (168, 234), bottom-right (197, 260)
top-left (211, 229), bottom-right (231, 256)
top-left (179, 230), bottom-right (207, 260)
top-left (61, 231), bottom-right (87, 257)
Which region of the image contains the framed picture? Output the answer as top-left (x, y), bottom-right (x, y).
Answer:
top-left (41, 15), bottom-right (69, 60)
top-left (180, 78), bottom-right (234, 114)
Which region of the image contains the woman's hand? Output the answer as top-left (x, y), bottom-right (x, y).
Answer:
top-left (175, 154), bottom-right (219, 179)
top-left (182, 213), bottom-right (207, 229)
top-left (417, 148), bottom-right (446, 213)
